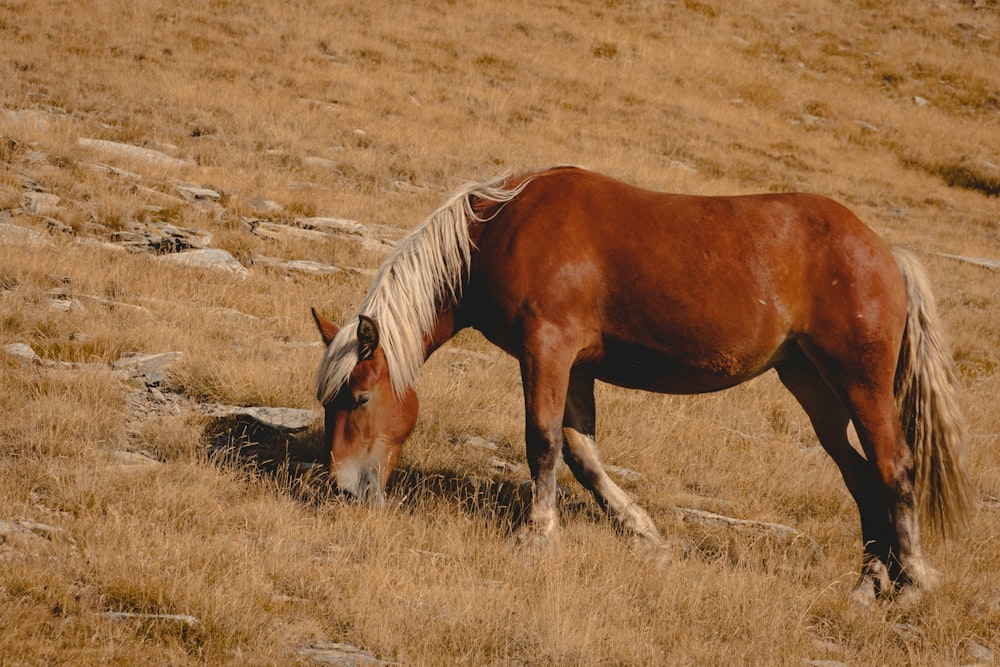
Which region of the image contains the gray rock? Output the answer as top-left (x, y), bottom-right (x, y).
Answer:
top-left (112, 351), bottom-right (183, 385)
top-left (110, 221), bottom-right (212, 253)
top-left (674, 506), bottom-right (824, 561)
top-left (253, 255), bottom-right (344, 276)
top-left (78, 138), bottom-right (191, 168)
top-left (3, 343), bottom-right (41, 365)
top-left (157, 248), bottom-right (250, 278)
top-left (21, 192), bottom-right (61, 215)
top-left (249, 197), bottom-right (282, 213)
top-left (176, 185), bottom-right (221, 201)
top-left (101, 611), bottom-right (198, 627)
top-left (0, 221), bottom-right (53, 247)
top-left (204, 405), bottom-right (316, 432)
top-left (966, 638), bottom-right (993, 663)
top-left (606, 464), bottom-right (642, 482)
top-left (936, 253), bottom-right (1000, 271)
top-left (297, 641), bottom-right (396, 666)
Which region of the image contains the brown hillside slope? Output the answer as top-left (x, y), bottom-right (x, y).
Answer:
top-left (1, 0), bottom-right (998, 664)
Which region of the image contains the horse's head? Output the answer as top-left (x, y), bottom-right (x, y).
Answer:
top-left (312, 309), bottom-right (419, 505)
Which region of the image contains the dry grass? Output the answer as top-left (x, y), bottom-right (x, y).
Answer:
top-left (1, 0), bottom-right (999, 664)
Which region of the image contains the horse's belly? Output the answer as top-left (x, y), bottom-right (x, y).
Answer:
top-left (587, 338), bottom-right (790, 394)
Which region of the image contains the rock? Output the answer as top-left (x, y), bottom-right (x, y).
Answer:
top-left (455, 434), bottom-right (502, 451)
top-left (204, 405), bottom-right (316, 432)
top-left (100, 611), bottom-right (198, 627)
top-left (966, 638), bottom-right (993, 663)
top-left (606, 464), bottom-right (642, 482)
top-left (0, 221), bottom-right (53, 247)
top-left (912, 96), bottom-right (930, 107)
top-left (203, 404), bottom-right (318, 464)
top-left (936, 253), bottom-right (1000, 271)
top-left (302, 156), bottom-right (338, 169)
top-left (253, 255), bottom-right (344, 276)
top-left (157, 248), bottom-right (250, 278)
top-left (0, 519), bottom-right (66, 542)
top-left (21, 192), bottom-right (61, 215)
top-left (1, 108), bottom-right (52, 131)
top-left (176, 185), bottom-right (221, 201)
top-left (108, 450), bottom-right (162, 469)
top-left (249, 197), bottom-right (282, 213)
top-left (110, 221), bottom-right (213, 253)
top-left (112, 351), bottom-right (183, 385)
top-left (78, 138), bottom-right (191, 168)
top-left (296, 641), bottom-right (396, 666)
top-left (674, 506), bottom-right (823, 561)
top-left (4, 343), bottom-right (41, 365)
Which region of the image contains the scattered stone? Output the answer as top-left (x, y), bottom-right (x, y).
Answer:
top-left (297, 641), bottom-right (396, 666)
top-left (157, 248), bottom-right (250, 278)
top-left (249, 197), bottom-right (282, 213)
top-left (110, 221), bottom-right (213, 253)
top-left (78, 138), bottom-right (191, 168)
top-left (83, 161), bottom-right (143, 180)
top-left (852, 120), bottom-right (879, 132)
top-left (890, 622), bottom-right (922, 642)
top-left (912, 96), bottom-right (930, 107)
top-left (490, 457), bottom-right (528, 475)
top-left (204, 405), bottom-right (316, 432)
top-left (936, 253), bottom-right (1000, 270)
top-left (806, 661), bottom-right (849, 667)
top-left (101, 611), bottom-right (199, 627)
top-left (0, 221), bottom-right (53, 247)
top-left (176, 185), bottom-right (221, 201)
top-left (1, 108), bottom-right (52, 131)
top-left (3, 342), bottom-right (41, 366)
top-left (0, 519), bottom-right (66, 542)
top-left (674, 506), bottom-right (823, 560)
top-left (21, 192), bottom-right (61, 215)
top-left (203, 404), bottom-right (318, 464)
top-left (606, 464), bottom-right (642, 482)
top-left (668, 160), bottom-right (698, 173)
top-left (253, 255), bottom-right (344, 276)
top-left (966, 638), bottom-right (993, 663)
top-left (46, 297), bottom-right (86, 314)
top-left (455, 434), bottom-right (502, 451)
top-left (108, 450), bottom-right (162, 469)
top-left (302, 156), bottom-right (338, 169)
top-left (112, 351), bottom-right (183, 385)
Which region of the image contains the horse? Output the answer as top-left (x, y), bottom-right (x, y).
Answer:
top-left (311, 166), bottom-right (971, 603)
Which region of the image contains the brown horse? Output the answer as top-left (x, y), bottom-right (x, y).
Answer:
top-left (312, 166), bottom-right (971, 603)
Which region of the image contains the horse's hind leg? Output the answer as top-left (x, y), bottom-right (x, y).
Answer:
top-left (777, 361), bottom-right (893, 602)
top-left (778, 356), bottom-right (936, 603)
top-left (562, 372), bottom-right (669, 564)
top-left (846, 379), bottom-right (937, 600)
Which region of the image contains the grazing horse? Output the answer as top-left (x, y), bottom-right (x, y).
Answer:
top-left (312, 166), bottom-right (971, 603)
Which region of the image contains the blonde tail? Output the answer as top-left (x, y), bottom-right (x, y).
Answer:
top-left (893, 248), bottom-right (973, 536)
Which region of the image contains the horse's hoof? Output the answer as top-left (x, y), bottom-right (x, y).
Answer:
top-left (630, 534), bottom-right (671, 569)
top-left (512, 525), bottom-right (559, 552)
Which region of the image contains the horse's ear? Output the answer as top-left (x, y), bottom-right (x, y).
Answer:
top-left (311, 307), bottom-right (339, 346)
top-left (357, 315), bottom-right (380, 361)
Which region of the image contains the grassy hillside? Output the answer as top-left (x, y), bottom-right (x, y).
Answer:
top-left (1, 0), bottom-right (998, 664)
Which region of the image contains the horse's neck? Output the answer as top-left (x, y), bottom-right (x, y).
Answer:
top-left (421, 304), bottom-right (459, 361)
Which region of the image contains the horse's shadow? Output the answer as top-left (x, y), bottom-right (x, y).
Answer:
top-left (203, 417), bottom-right (561, 536)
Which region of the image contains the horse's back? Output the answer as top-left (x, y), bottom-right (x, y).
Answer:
top-left (466, 167), bottom-right (905, 392)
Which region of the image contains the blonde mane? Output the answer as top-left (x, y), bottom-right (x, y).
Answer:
top-left (315, 173), bottom-right (532, 404)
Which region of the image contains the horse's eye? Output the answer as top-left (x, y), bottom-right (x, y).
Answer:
top-left (354, 393), bottom-right (371, 409)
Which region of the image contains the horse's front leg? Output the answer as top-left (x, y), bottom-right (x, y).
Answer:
top-left (514, 334), bottom-right (573, 548)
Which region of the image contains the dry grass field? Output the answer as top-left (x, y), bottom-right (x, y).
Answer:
top-left (1, 0), bottom-right (998, 664)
